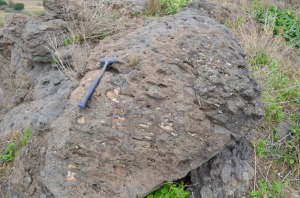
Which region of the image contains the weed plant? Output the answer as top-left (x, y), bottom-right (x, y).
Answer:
top-left (0, 128), bottom-right (32, 163)
top-left (159, 0), bottom-right (189, 15)
top-left (146, 182), bottom-right (190, 198)
top-left (249, 179), bottom-right (285, 198)
top-left (254, 5), bottom-right (300, 47)
top-left (63, 35), bottom-right (81, 46)
top-left (47, 0), bottom-right (123, 80)
top-left (147, 0), bottom-right (189, 16)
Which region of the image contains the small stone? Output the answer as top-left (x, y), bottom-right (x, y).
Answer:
top-left (231, 178), bottom-right (238, 187)
top-left (68, 164), bottom-right (77, 169)
top-left (106, 89), bottom-right (120, 102)
top-left (160, 123), bottom-right (174, 132)
top-left (78, 116), bottom-right (85, 124)
top-left (66, 171), bottom-right (76, 182)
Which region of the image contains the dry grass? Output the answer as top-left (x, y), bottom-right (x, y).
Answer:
top-left (128, 52), bottom-right (141, 67)
top-left (209, 0), bottom-right (300, 197)
top-left (0, 12), bottom-right (10, 24)
top-left (146, 0), bottom-right (161, 16)
top-left (47, 0), bottom-right (123, 80)
top-left (46, 33), bottom-right (84, 81)
top-left (67, 1), bottom-right (123, 40)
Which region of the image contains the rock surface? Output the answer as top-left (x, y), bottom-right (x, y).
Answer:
top-left (2, 13), bottom-right (68, 63)
top-left (191, 138), bottom-right (255, 198)
top-left (43, 0), bottom-right (84, 20)
top-left (0, 0), bottom-right (263, 198)
top-left (103, 0), bottom-right (148, 17)
top-left (188, 0), bottom-right (231, 24)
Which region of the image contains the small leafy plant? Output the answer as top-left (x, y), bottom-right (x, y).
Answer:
top-left (21, 128), bottom-right (32, 146)
top-left (249, 179), bottom-right (284, 198)
top-left (249, 49), bottom-right (271, 66)
top-left (0, 128), bottom-right (32, 163)
top-left (254, 6), bottom-right (300, 47)
top-left (146, 181), bottom-right (190, 198)
top-left (0, 143), bottom-right (17, 163)
top-left (147, 0), bottom-right (189, 16)
top-left (159, 0), bottom-right (189, 15)
top-left (63, 35), bottom-right (81, 46)
top-left (51, 58), bottom-right (58, 65)
top-left (256, 140), bottom-right (267, 157)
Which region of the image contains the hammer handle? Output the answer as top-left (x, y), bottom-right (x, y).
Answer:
top-left (78, 76), bottom-right (101, 109)
top-left (78, 63), bottom-right (108, 109)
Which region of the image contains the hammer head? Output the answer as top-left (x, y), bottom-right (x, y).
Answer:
top-left (98, 57), bottom-right (119, 65)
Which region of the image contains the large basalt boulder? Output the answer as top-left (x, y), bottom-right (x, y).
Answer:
top-left (6, 9), bottom-right (263, 198)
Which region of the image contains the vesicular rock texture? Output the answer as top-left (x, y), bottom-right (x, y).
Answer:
top-left (191, 138), bottom-right (255, 198)
top-left (0, 1), bottom-right (263, 198)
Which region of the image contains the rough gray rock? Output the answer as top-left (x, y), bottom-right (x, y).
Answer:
top-left (191, 138), bottom-right (255, 198)
top-left (4, 8), bottom-right (263, 198)
top-left (0, 27), bottom-right (76, 137)
top-left (1, 0), bottom-right (88, 65)
top-left (188, 0), bottom-right (231, 24)
top-left (0, 0), bottom-right (83, 144)
top-left (0, 34), bottom-right (13, 64)
top-left (103, 0), bottom-right (148, 17)
top-left (2, 14), bottom-right (68, 63)
top-left (43, 0), bottom-right (84, 20)
top-left (0, 43), bottom-right (76, 198)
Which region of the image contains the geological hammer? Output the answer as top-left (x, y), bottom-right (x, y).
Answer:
top-left (78, 57), bottom-right (119, 109)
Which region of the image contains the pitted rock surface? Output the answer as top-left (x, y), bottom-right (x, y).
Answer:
top-left (6, 9), bottom-right (263, 198)
top-left (0, 0), bottom-right (81, 143)
top-left (191, 138), bottom-right (255, 198)
top-left (1, 0), bottom-right (86, 65)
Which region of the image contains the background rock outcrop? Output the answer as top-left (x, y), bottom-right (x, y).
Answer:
top-left (0, 0), bottom-right (263, 197)
top-left (103, 0), bottom-right (148, 17)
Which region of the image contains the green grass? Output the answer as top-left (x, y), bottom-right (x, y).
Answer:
top-left (0, 128), bottom-right (32, 163)
top-left (250, 48), bottom-right (299, 168)
top-left (211, 0), bottom-right (300, 196)
top-left (249, 179), bottom-right (285, 198)
top-left (254, 5), bottom-right (300, 47)
top-left (248, 34), bottom-right (299, 198)
top-left (63, 35), bottom-right (81, 46)
top-left (159, 0), bottom-right (189, 15)
top-left (0, 143), bottom-right (16, 162)
top-left (146, 0), bottom-right (189, 16)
